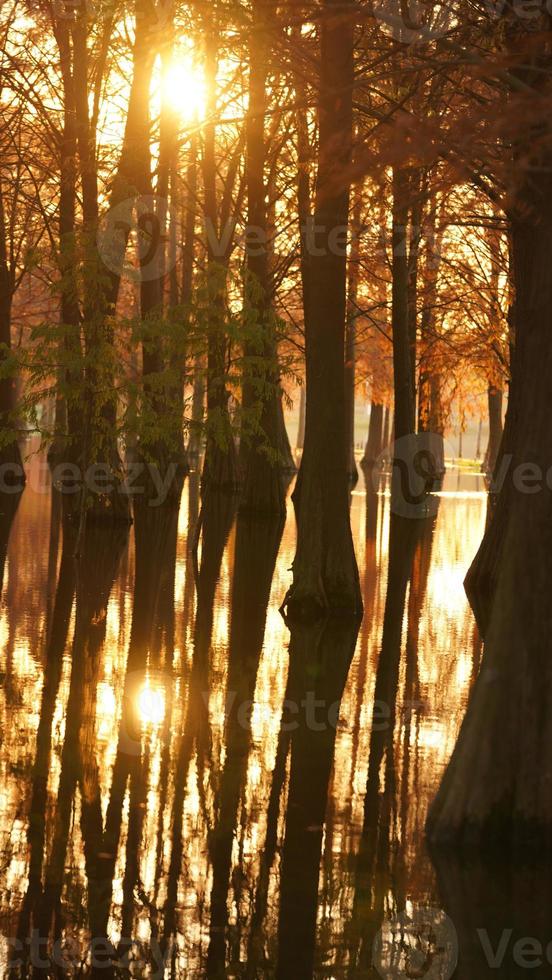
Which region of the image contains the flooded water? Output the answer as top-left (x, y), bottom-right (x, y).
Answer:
top-left (1, 449), bottom-right (532, 978)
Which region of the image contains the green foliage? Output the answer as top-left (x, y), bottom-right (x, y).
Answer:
top-left (6, 257), bottom-right (296, 475)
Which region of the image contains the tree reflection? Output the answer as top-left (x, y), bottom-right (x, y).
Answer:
top-left (276, 615), bottom-right (360, 979)
top-left (349, 508), bottom-right (438, 973)
top-left (15, 517), bottom-right (129, 977)
top-left (12, 505), bottom-right (77, 975)
top-left (206, 513), bottom-right (284, 977)
top-left (161, 488), bottom-right (237, 964)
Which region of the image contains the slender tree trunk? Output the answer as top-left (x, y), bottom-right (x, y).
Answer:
top-left (382, 405), bottom-right (390, 455)
top-left (188, 353), bottom-right (205, 462)
top-left (297, 383), bottom-right (306, 451)
top-left (391, 166), bottom-right (415, 441)
top-left (276, 393), bottom-right (296, 477)
top-left (0, 181), bottom-right (23, 481)
top-left (200, 19), bottom-right (239, 494)
top-left (284, 0), bottom-right (362, 619)
top-left (485, 385), bottom-right (503, 476)
top-left (361, 401), bottom-right (384, 471)
top-left (71, 9), bottom-right (131, 522)
top-left (417, 191), bottom-right (445, 479)
top-left (50, 16), bottom-right (81, 466)
top-left (156, 38), bottom-right (189, 479)
top-left (290, 45), bottom-right (311, 490)
top-left (345, 187), bottom-right (362, 489)
top-left (240, 0), bottom-right (285, 516)
top-left (407, 167), bottom-right (424, 408)
top-left (182, 133), bottom-right (200, 459)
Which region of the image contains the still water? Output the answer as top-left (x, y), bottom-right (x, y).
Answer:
top-left (0, 451), bottom-right (520, 978)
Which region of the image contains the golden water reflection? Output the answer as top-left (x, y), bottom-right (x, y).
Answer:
top-left (0, 454), bottom-right (488, 977)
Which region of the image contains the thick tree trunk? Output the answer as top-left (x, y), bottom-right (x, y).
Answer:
top-left (284, 0), bottom-right (362, 619)
top-left (427, 33), bottom-right (552, 846)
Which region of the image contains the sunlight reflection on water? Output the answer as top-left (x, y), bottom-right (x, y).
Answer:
top-left (0, 450), bottom-right (490, 977)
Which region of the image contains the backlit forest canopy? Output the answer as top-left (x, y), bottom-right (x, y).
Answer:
top-left (0, 0), bottom-right (509, 479)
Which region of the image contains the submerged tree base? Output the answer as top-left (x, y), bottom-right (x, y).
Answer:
top-left (283, 571), bottom-right (363, 624)
top-left (0, 438), bottom-right (26, 488)
top-left (201, 438), bottom-right (241, 495)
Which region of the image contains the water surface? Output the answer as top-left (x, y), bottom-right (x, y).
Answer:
top-left (0, 454), bottom-right (508, 977)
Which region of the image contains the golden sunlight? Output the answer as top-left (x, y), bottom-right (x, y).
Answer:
top-left (137, 682), bottom-right (166, 726)
top-left (162, 54), bottom-right (206, 121)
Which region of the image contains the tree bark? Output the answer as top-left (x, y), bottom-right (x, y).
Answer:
top-left (240, 0), bottom-right (286, 516)
top-left (427, 22), bottom-right (552, 847)
top-left (284, 0), bottom-right (362, 619)
top-left (361, 401), bottom-right (384, 471)
top-left (345, 187), bottom-right (362, 489)
top-left (484, 385), bottom-right (503, 477)
top-left (297, 383), bottom-right (306, 451)
top-left (70, 8), bottom-right (132, 522)
top-left (391, 166), bottom-right (415, 442)
top-left (200, 17), bottom-right (240, 494)
top-left (50, 15), bottom-right (82, 466)
top-left (0, 180), bottom-right (24, 481)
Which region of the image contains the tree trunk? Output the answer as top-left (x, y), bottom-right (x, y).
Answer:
top-left (188, 352), bottom-right (205, 462)
top-left (200, 18), bottom-right (240, 495)
top-left (417, 191), bottom-right (445, 480)
top-left (382, 405), bottom-right (390, 456)
top-left (0, 181), bottom-right (23, 482)
top-left (407, 167), bottom-right (424, 407)
top-left (427, 31), bottom-right (552, 847)
top-left (345, 187), bottom-right (362, 489)
top-left (297, 383), bottom-right (306, 451)
top-left (71, 9), bottom-right (131, 523)
top-left (240, 0), bottom-right (285, 516)
top-left (391, 166), bottom-right (415, 442)
top-left (284, 0), bottom-right (362, 619)
top-left (484, 384), bottom-right (503, 476)
top-left (361, 401), bottom-right (384, 473)
top-left (182, 134), bottom-right (201, 460)
top-left (276, 392), bottom-right (296, 478)
top-left (50, 15), bottom-right (82, 466)
top-left (156, 39), bottom-right (189, 481)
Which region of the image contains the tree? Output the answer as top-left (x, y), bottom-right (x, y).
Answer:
top-left (428, 7), bottom-right (552, 848)
top-left (285, 0), bottom-right (362, 619)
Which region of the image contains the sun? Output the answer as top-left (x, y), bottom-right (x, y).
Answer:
top-left (137, 681), bottom-right (166, 726)
top-left (162, 54), bottom-right (206, 121)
